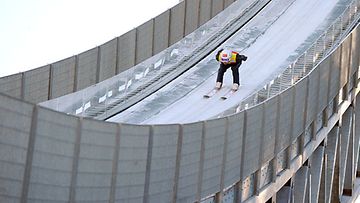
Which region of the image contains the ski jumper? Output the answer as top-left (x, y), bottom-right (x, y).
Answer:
top-left (215, 50), bottom-right (247, 85)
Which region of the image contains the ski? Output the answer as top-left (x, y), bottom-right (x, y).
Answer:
top-left (220, 89), bottom-right (237, 100)
top-left (203, 88), bottom-right (221, 98)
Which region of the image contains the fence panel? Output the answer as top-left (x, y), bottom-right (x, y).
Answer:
top-left (340, 36), bottom-right (351, 88)
top-left (115, 124), bottom-right (150, 202)
top-left (318, 57), bottom-right (331, 112)
top-left (350, 25), bottom-right (360, 77)
top-left (50, 57), bottom-right (76, 99)
top-left (328, 48), bottom-right (341, 102)
top-left (75, 119), bottom-right (116, 202)
top-left (136, 20), bottom-right (154, 64)
top-left (27, 107), bottom-right (78, 203)
top-left (355, 94), bottom-right (360, 174)
top-left (170, 2), bottom-right (185, 46)
top-left (117, 30), bottom-right (136, 73)
top-left (201, 118), bottom-right (226, 197)
top-left (185, 0), bottom-right (200, 36)
top-left (148, 125), bottom-right (179, 203)
top-left (0, 94), bottom-right (33, 202)
top-left (278, 87), bottom-right (294, 152)
top-left (199, 0), bottom-right (212, 26)
top-left (23, 65), bottom-right (50, 103)
top-left (0, 74), bottom-right (22, 99)
top-left (262, 96), bottom-right (278, 163)
top-left (224, 112), bottom-right (244, 187)
top-left (154, 10), bottom-right (170, 55)
top-left (224, 0), bottom-right (234, 8)
top-left (177, 122), bottom-right (202, 202)
top-left (212, 0), bottom-right (224, 17)
top-left (76, 48), bottom-right (98, 91)
top-left (242, 104), bottom-right (264, 178)
top-left (306, 68), bottom-right (320, 128)
top-left (99, 38), bottom-right (117, 82)
top-left (293, 78), bottom-right (308, 139)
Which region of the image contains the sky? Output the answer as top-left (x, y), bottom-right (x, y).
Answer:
top-left (0, 0), bottom-right (179, 77)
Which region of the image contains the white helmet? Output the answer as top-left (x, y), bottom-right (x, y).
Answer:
top-left (220, 50), bottom-right (232, 63)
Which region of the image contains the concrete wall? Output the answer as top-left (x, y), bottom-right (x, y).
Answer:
top-left (0, 0), bottom-right (238, 104)
top-left (1, 24), bottom-right (360, 203)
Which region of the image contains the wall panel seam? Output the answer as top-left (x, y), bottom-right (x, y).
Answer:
top-left (96, 46), bottom-right (101, 83)
top-left (172, 124), bottom-right (183, 203)
top-left (69, 117), bottom-right (83, 203)
top-left (115, 37), bottom-right (120, 75)
top-left (109, 124), bottom-right (121, 203)
top-left (73, 56), bottom-right (79, 92)
top-left (143, 126), bottom-right (154, 203)
top-left (48, 64), bottom-right (53, 100)
top-left (21, 72), bottom-right (25, 100)
top-left (196, 121), bottom-right (206, 201)
top-left (20, 105), bottom-right (38, 203)
top-left (220, 118), bottom-right (229, 191)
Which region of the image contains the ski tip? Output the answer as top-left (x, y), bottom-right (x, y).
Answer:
top-left (203, 95), bottom-right (210, 98)
top-left (220, 96), bottom-right (227, 100)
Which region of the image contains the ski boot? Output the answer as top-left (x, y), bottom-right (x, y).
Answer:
top-left (232, 83), bottom-right (239, 91)
top-left (215, 82), bottom-right (222, 90)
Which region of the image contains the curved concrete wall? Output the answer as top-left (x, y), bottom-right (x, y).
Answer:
top-left (0, 0), bottom-right (236, 104)
top-left (1, 22), bottom-right (360, 203)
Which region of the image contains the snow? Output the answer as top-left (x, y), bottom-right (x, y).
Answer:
top-left (108, 0), bottom-right (350, 124)
top-left (109, 0), bottom-right (352, 124)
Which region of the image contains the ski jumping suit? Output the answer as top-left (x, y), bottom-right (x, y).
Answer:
top-left (215, 50), bottom-right (247, 85)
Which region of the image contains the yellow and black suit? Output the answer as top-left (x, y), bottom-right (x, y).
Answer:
top-left (215, 49), bottom-right (247, 85)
